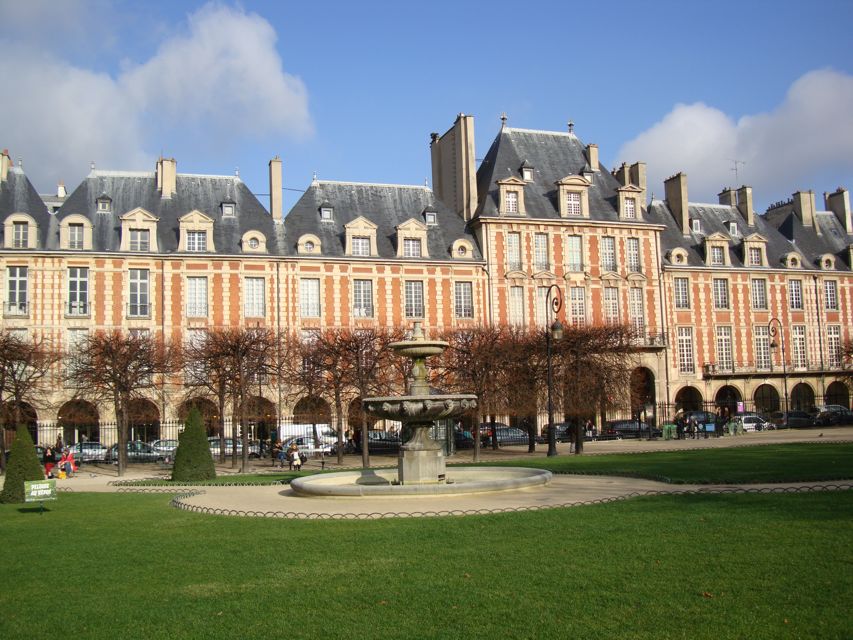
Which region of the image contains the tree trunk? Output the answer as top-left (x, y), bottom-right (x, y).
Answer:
top-left (473, 415), bottom-right (482, 463)
top-left (116, 391), bottom-right (128, 477)
top-left (217, 391), bottom-right (227, 464)
top-left (490, 415), bottom-right (498, 450)
top-left (574, 421), bottom-right (584, 455)
top-left (334, 391), bottom-right (344, 465)
top-left (360, 413), bottom-right (369, 469)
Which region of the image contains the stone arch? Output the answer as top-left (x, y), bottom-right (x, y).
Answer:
top-left (292, 396), bottom-right (332, 424)
top-left (2, 401), bottom-right (39, 446)
top-left (825, 381), bottom-right (850, 409)
top-left (790, 383), bottom-right (815, 411)
top-left (714, 385), bottom-right (742, 415)
top-left (753, 384), bottom-right (780, 414)
top-left (347, 397), bottom-right (376, 433)
top-left (127, 398), bottom-right (160, 442)
top-left (57, 400), bottom-right (99, 445)
top-left (674, 386), bottom-right (703, 412)
top-left (178, 397), bottom-right (220, 436)
top-left (630, 367), bottom-right (657, 426)
top-left (242, 395), bottom-right (277, 442)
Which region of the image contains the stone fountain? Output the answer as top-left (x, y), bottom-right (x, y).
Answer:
top-left (289, 323), bottom-right (551, 497)
top-left (361, 322), bottom-right (477, 485)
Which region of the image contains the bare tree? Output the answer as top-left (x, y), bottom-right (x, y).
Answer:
top-left (313, 329), bottom-right (360, 465)
top-left (277, 330), bottom-right (328, 444)
top-left (0, 333), bottom-right (62, 473)
top-left (500, 327), bottom-right (543, 453)
top-left (66, 330), bottom-right (177, 476)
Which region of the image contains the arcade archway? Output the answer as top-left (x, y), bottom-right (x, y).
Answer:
top-left (178, 398), bottom-right (220, 436)
top-left (242, 395), bottom-right (277, 442)
top-left (825, 381), bottom-right (850, 409)
top-left (753, 384), bottom-right (780, 414)
top-left (790, 383), bottom-right (815, 411)
top-left (57, 400), bottom-right (99, 445)
top-left (127, 398), bottom-right (160, 441)
top-left (674, 386), bottom-right (703, 412)
top-left (714, 385), bottom-right (742, 415)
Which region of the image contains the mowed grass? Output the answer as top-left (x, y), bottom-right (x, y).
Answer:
top-left (486, 442), bottom-right (853, 483)
top-left (1, 490), bottom-right (852, 640)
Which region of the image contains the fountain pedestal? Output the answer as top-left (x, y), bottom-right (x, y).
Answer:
top-left (399, 424), bottom-right (445, 484)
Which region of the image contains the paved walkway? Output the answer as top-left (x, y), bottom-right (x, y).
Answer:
top-left (8, 426), bottom-right (852, 518)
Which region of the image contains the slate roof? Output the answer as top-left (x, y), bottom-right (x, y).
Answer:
top-left (51, 170), bottom-right (284, 254)
top-left (475, 127), bottom-right (625, 220)
top-left (283, 180), bottom-right (483, 260)
top-left (0, 168), bottom-right (50, 245)
top-left (649, 199), bottom-right (853, 270)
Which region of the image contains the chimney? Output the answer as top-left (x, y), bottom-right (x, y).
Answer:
top-left (736, 185), bottom-right (755, 227)
top-left (156, 157), bottom-right (177, 199)
top-left (612, 162), bottom-right (629, 186)
top-left (792, 190), bottom-right (815, 228)
top-left (825, 187), bottom-right (852, 234)
top-left (629, 162), bottom-right (647, 206)
top-left (586, 144), bottom-right (599, 172)
top-left (57, 181), bottom-right (67, 198)
top-left (430, 113), bottom-right (477, 220)
top-left (0, 149), bottom-right (10, 183)
top-left (718, 187), bottom-right (736, 207)
top-left (664, 173), bottom-right (690, 234)
top-left (269, 156), bottom-right (283, 222)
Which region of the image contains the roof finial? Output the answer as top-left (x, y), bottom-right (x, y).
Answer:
top-left (568, 120), bottom-right (575, 134)
top-left (235, 166), bottom-right (240, 177)
top-left (90, 160), bottom-right (95, 171)
top-left (424, 177), bottom-right (429, 187)
top-left (312, 171), bottom-right (318, 183)
top-left (500, 112), bottom-right (507, 128)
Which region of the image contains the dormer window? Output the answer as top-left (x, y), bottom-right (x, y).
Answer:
top-left (505, 191), bottom-right (519, 214)
top-left (692, 219), bottom-right (702, 234)
top-left (820, 254), bottom-right (835, 270)
top-left (186, 230), bottom-right (207, 252)
top-left (729, 222), bottom-right (739, 237)
top-left (13, 221), bottom-right (28, 248)
top-left (457, 245), bottom-right (467, 257)
top-left (556, 174), bottom-right (591, 218)
top-left (352, 236), bottom-right (370, 256)
top-left (711, 246), bottom-right (725, 266)
top-left (97, 196), bottom-right (112, 213)
top-left (130, 229), bottom-right (150, 252)
top-left (319, 202), bottom-right (334, 222)
top-left (424, 209), bottom-right (438, 226)
top-left (304, 241), bottom-right (315, 252)
top-left (498, 177), bottom-right (527, 216)
top-left (248, 238), bottom-right (259, 249)
top-left (625, 197), bottom-right (636, 219)
top-left (178, 210), bottom-right (215, 253)
top-left (567, 192), bottom-right (581, 216)
top-left (403, 238), bottom-right (422, 258)
top-left (520, 160), bottom-right (534, 182)
top-left (221, 202), bottom-right (235, 217)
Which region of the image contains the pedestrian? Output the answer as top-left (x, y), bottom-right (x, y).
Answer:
top-left (44, 446), bottom-right (56, 478)
top-left (272, 439), bottom-right (284, 468)
top-left (290, 444), bottom-right (302, 471)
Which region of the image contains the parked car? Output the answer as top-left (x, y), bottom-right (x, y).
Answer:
top-left (605, 420), bottom-right (662, 439)
top-left (480, 425), bottom-right (529, 446)
top-left (68, 441), bottom-right (108, 463)
top-left (809, 404), bottom-right (847, 417)
top-left (282, 435), bottom-right (332, 457)
top-left (769, 411), bottom-right (814, 428)
top-left (4, 445), bottom-right (47, 464)
top-left (453, 429), bottom-right (476, 449)
top-left (106, 441), bottom-right (166, 463)
top-left (734, 414), bottom-right (771, 432)
top-left (208, 437), bottom-right (261, 458)
top-left (364, 430), bottom-right (403, 454)
top-left (479, 422), bottom-right (509, 445)
top-left (814, 409), bottom-right (853, 426)
top-left (150, 439), bottom-right (179, 456)
top-left (538, 422), bottom-right (575, 444)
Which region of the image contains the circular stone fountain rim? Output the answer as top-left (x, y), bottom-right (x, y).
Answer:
top-left (290, 466), bottom-right (552, 497)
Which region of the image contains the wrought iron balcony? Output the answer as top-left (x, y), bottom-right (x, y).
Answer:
top-left (66, 301), bottom-right (89, 317)
top-left (127, 303), bottom-right (151, 318)
top-left (3, 301), bottom-right (28, 317)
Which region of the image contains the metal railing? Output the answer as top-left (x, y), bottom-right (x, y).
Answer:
top-left (127, 303), bottom-right (151, 318)
top-left (66, 301), bottom-right (89, 316)
top-left (4, 301), bottom-right (28, 316)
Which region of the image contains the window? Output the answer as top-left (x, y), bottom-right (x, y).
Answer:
top-left (624, 197), bottom-right (636, 219)
top-left (566, 192), bottom-right (581, 216)
top-left (186, 277), bottom-right (208, 317)
top-left (535, 287), bottom-right (549, 328)
top-left (130, 229), bottom-right (150, 252)
top-left (603, 287), bottom-right (619, 325)
top-left (522, 167), bottom-right (533, 181)
top-left (404, 281), bottom-right (424, 318)
top-left (674, 277), bottom-right (690, 310)
top-left (713, 278), bottom-right (729, 309)
top-left (320, 207), bottom-right (333, 221)
top-left (97, 198), bottom-right (111, 213)
top-left (128, 269), bottom-right (150, 317)
top-left (13, 221), bottom-right (28, 248)
top-left (677, 327), bottom-right (695, 374)
top-left (304, 240), bottom-right (315, 252)
top-left (353, 280), bottom-right (373, 318)
top-left (222, 203), bottom-right (235, 217)
top-left (754, 326), bottom-right (771, 370)
top-left (626, 238), bottom-right (641, 273)
top-left (533, 233), bottom-right (549, 271)
top-left (403, 238), bottom-right (422, 258)
top-left (692, 219), bottom-right (702, 234)
top-left (569, 287), bottom-right (586, 326)
top-left (424, 211), bottom-right (437, 226)
top-left (300, 278), bottom-right (320, 318)
top-left (729, 222), bottom-right (739, 237)
top-left (184, 328), bottom-right (207, 381)
top-left (508, 286), bottom-right (524, 326)
top-left (629, 287), bottom-right (645, 334)
top-left (505, 191), bottom-right (519, 214)
top-left (600, 237), bottom-right (616, 272)
top-left (711, 246), bottom-right (725, 266)
top-left (506, 233), bottom-right (522, 271)
top-left (716, 326), bottom-right (733, 372)
top-left (824, 280), bottom-right (838, 311)
top-left (827, 326), bottom-right (842, 368)
top-left (454, 282), bottom-right (474, 319)
top-left (186, 231), bottom-right (207, 252)
top-left (792, 325), bottom-right (807, 368)
top-left (248, 237), bottom-right (259, 250)
top-left (748, 247), bottom-right (762, 266)
top-left (244, 277), bottom-right (265, 318)
top-left (69, 224), bottom-right (84, 250)
top-left (67, 267), bottom-right (89, 316)
top-left (67, 328), bottom-right (88, 355)
top-left (789, 280), bottom-right (803, 310)
top-left (6, 266), bottom-right (27, 316)
top-left (352, 236), bottom-right (370, 257)
top-left (751, 279), bottom-right (767, 310)
top-left (566, 236), bottom-right (582, 272)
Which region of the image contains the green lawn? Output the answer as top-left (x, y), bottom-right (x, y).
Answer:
top-left (1, 491), bottom-right (851, 639)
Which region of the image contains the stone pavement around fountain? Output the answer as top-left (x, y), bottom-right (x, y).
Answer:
top-left (5, 426), bottom-right (852, 517)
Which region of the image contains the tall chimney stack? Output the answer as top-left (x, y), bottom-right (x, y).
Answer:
top-left (792, 190), bottom-right (815, 228)
top-left (157, 157), bottom-right (177, 199)
top-left (629, 162), bottom-right (647, 207)
top-left (718, 187), bottom-right (736, 207)
top-left (737, 185), bottom-right (755, 226)
top-left (431, 113), bottom-right (477, 220)
top-left (826, 188), bottom-right (852, 234)
top-left (269, 156), bottom-right (283, 222)
top-left (57, 181), bottom-right (67, 198)
top-left (664, 173), bottom-right (690, 234)
top-left (0, 149), bottom-right (11, 183)
top-left (586, 144), bottom-right (599, 172)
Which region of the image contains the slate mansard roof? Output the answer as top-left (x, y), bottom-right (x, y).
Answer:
top-left (475, 127), bottom-right (624, 220)
top-left (50, 170), bottom-right (285, 254)
top-left (763, 203), bottom-right (853, 269)
top-left (0, 167), bottom-right (50, 231)
top-left (284, 180), bottom-right (483, 260)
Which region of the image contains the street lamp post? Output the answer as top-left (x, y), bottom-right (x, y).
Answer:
top-left (545, 284), bottom-right (564, 457)
top-left (768, 317), bottom-right (789, 429)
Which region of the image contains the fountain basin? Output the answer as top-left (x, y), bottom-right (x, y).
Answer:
top-left (290, 466), bottom-right (552, 497)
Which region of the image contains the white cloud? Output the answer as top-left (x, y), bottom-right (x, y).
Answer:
top-left (0, 2), bottom-right (312, 191)
top-left (617, 69), bottom-right (853, 205)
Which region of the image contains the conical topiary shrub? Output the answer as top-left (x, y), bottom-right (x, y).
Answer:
top-left (171, 407), bottom-right (216, 482)
top-left (0, 425), bottom-right (45, 503)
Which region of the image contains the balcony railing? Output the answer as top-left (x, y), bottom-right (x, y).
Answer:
top-left (186, 304), bottom-right (208, 318)
top-left (506, 261), bottom-right (523, 273)
top-left (127, 303), bottom-right (151, 318)
top-left (66, 301), bottom-right (89, 317)
top-left (631, 332), bottom-right (667, 348)
top-left (353, 306), bottom-right (374, 318)
top-left (533, 261), bottom-right (550, 272)
top-left (4, 301), bottom-right (28, 317)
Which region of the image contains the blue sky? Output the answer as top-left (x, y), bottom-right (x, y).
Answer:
top-left (2, 0), bottom-right (852, 212)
